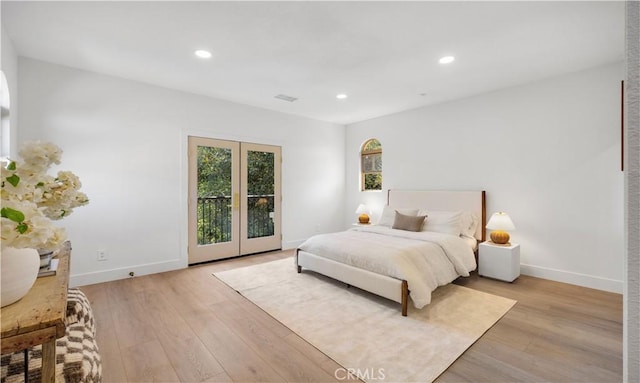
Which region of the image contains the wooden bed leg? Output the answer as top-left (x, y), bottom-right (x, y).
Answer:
top-left (297, 265), bottom-right (302, 273)
top-left (296, 249), bottom-right (302, 273)
top-left (401, 280), bottom-right (408, 317)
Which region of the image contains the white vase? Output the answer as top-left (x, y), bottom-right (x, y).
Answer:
top-left (1, 247), bottom-right (40, 307)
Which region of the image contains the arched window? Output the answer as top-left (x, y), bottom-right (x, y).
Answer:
top-left (361, 138), bottom-right (382, 191)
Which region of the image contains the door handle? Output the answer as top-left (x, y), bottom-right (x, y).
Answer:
top-left (233, 193), bottom-right (240, 209)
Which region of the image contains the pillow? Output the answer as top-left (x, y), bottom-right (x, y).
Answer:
top-left (419, 210), bottom-right (462, 236)
top-left (460, 212), bottom-right (479, 238)
top-left (377, 206), bottom-right (419, 227)
top-left (392, 211), bottom-right (427, 232)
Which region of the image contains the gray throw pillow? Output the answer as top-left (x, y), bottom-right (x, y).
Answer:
top-left (392, 211), bottom-right (427, 232)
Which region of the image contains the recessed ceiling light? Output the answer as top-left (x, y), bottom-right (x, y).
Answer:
top-left (336, 94), bottom-right (348, 99)
top-left (194, 50), bottom-right (212, 59)
top-left (439, 56), bottom-right (455, 64)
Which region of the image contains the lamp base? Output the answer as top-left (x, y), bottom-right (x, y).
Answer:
top-left (358, 214), bottom-right (370, 224)
top-left (490, 230), bottom-right (510, 245)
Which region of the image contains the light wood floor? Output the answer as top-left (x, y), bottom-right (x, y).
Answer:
top-left (79, 249), bottom-right (622, 383)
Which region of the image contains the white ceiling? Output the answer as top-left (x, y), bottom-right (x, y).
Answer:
top-left (1, 1), bottom-right (625, 125)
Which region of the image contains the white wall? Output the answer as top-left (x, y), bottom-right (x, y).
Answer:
top-left (1, 25), bottom-right (18, 157)
top-left (14, 56), bottom-right (626, 293)
top-left (346, 62), bottom-right (625, 293)
top-left (17, 58), bottom-right (346, 286)
top-left (624, 2), bottom-right (640, 380)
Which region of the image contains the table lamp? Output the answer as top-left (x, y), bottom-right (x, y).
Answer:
top-left (486, 212), bottom-right (516, 245)
top-left (355, 204), bottom-right (371, 224)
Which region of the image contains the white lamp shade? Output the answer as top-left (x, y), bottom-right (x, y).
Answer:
top-left (355, 204), bottom-right (370, 215)
top-left (486, 212), bottom-right (516, 231)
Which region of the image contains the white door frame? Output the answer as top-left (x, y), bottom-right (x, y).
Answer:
top-left (188, 136), bottom-right (240, 263)
top-left (240, 142), bottom-right (282, 255)
top-left (187, 135), bottom-right (282, 264)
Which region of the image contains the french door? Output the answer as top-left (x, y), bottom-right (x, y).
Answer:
top-left (188, 136), bottom-right (281, 264)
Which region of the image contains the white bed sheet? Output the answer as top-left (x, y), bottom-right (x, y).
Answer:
top-left (297, 225), bottom-right (477, 308)
top-left (460, 234), bottom-right (478, 252)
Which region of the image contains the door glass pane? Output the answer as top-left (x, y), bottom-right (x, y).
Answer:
top-left (197, 146), bottom-right (232, 245)
top-left (247, 150), bottom-right (275, 239)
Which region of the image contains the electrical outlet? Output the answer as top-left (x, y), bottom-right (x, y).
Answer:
top-left (97, 250), bottom-right (108, 261)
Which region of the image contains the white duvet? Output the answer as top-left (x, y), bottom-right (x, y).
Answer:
top-left (297, 225), bottom-right (477, 308)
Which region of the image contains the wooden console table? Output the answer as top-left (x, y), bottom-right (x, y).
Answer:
top-left (1, 243), bottom-right (70, 382)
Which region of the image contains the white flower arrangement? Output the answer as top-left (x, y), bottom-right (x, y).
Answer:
top-left (1, 141), bottom-right (88, 251)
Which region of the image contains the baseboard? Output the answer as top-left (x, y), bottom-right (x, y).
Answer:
top-left (70, 258), bottom-right (184, 287)
top-left (520, 263), bottom-right (623, 294)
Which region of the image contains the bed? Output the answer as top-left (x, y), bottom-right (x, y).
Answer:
top-left (296, 190), bottom-right (486, 316)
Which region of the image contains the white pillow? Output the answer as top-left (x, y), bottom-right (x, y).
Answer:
top-left (377, 206), bottom-right (419, 227)
top-left (460, 211), bottom-right (479, 238)
top-left (419, 210), bottom-right (463, 236)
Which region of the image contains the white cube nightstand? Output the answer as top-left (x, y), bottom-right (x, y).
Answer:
top-left (478, 242), bottom-right (520, 282)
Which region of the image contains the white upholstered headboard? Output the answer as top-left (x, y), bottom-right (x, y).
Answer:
top-left (387, 190), bottom-right (486, 241)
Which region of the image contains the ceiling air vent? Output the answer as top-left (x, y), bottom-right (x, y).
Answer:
top-left (274, 94), bottom-right (298, 102)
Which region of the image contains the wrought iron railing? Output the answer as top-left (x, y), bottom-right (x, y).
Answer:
top-left (246, 194), bottom-right (275, 239)
top-left (197, 194), bottom-right (275, 245)
top-left (197, 196), bottom-right (232, 245)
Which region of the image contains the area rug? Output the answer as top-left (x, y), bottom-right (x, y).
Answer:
top-left (214, 258), bottom-right (516, 383)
